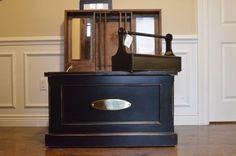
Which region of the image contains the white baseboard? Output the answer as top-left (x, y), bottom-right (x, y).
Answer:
top-left (174, 115), bottom-right (199, 125)
top-left (0, 115), bottom-right (48, 127)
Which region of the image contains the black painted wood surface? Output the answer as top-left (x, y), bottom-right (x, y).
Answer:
top-left (45, 72), bottom-right (177, 147)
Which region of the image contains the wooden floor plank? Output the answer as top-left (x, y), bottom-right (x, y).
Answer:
top-left (0, 124), bottom-right (236, 156)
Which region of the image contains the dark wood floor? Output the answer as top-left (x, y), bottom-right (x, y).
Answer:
top-left (0, 124), bottom-right (236, 156)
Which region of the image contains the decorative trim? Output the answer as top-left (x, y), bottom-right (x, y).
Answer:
top-left (174, 51), bottom-right (190, 107)
top-left (170, 35), bottom-right (198, 124)
top-left (174, 115), bottom-right (199, 125)
top-left (0, 35), bottom-right (197, 46)
top-left (162, 35), bottom-right (197, 45)
top-left (24, 52), bottom-right (63, 108)
top-left (197, 0), bottom-right (210, 125)
top-left (0, 36), bottom-right (63, 46)
top-left (163, 34), bottom-right (197, 114)
top-left (0, 36), bottom-right (197, 44)
top-left (0, 115), bottom-right (48, 127)
top-left (0, 53), bottom-right (16, 108)
top-left (173, 35), bottom-right (198, 43)
top-left (222, 43), bottom-right (236, 102)
top-left (221, 0), bottom-right (236, 24)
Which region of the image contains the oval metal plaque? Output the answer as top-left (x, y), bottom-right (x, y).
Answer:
top-left (91, 99), bottom-right (131, 111)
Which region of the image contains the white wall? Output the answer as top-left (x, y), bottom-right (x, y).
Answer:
top-left (0, 36), bottom-right (198, 126)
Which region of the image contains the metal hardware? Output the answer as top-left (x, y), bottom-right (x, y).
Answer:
top-left (66, 65), bottom-right (73, 72)
top-left (91, 99), bottom-right (131, 111)
top-left (119, 27), bottom-right (175, 56)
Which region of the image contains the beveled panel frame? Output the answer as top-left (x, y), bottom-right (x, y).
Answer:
top-left (60, 84), bottom-right (162, 126)
top-left (222, 43), bottom-right (236, 101)
top-left (221, 0), bottom-right (236, 24)
top-left (24, 52), bottom-right (63, 108)
top-left (0, 53), bottom-right (16, 108)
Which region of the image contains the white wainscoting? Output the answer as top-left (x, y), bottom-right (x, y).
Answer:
top-left (172, 36), bottom-right (198, 125)
top-left (0, 36), bottom-right (198, 126)
top-left (0, 37), bottom-right (64, 127)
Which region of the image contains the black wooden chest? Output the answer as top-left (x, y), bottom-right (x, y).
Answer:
top-left (45, 71), bottom-right (177, 147)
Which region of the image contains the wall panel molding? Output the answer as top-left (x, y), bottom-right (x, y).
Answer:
top-left (171, 35), bottom-right (198, 125)
top-left (221, 0), bottom-right (236, 24)
top-left (0, 53), bottom-right (16, 108)
top-left (0, 36), bottom-right (63, 46)
top-left (174, 51), bottom-right (190, 107)
top-left (24, 52), bottom-right (64, 108)
top-left (221, 43), bottom-right (236, 102)
top-left (197, 0), bottom-right (210, 125)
